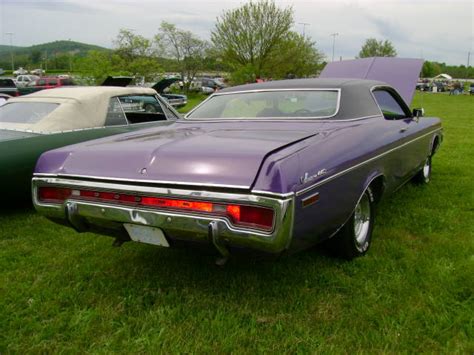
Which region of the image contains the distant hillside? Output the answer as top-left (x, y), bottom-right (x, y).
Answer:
top-left (0, 40), bottom-right (109, 69)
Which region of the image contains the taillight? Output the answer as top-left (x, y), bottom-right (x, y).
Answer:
top-left (38, 187), bottom-right (72, 203)
top-left (226, 204), bottom-right (274, 231)
top-left (37, 187), bottom-right (274, 231)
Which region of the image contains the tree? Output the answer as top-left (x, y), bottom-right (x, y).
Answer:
top-left (113, 29), bottom-right (161, 80)
top-left (264, 32), bottom-right (324, 79)
top-left (156, 22), bottom-right (208, 91)
top-left (30, 50), bottom-right (42, 65)
top-left (421, 61), bottom-right (442, 78)
top-left (211, 0), bottom-right (322, 82)
top-left (75, 50), bottom-right (125, 84)
top-left (358, 38), bottom-right (397, 58)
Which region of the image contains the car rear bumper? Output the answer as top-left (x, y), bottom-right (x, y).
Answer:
top-left (32, 176), bottom-right (295, 255)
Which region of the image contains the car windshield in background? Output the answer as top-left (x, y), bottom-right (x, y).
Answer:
top-left (186, 90), bottom-right (339, 120)
top-left (0, 102), bottom-right (59, 124)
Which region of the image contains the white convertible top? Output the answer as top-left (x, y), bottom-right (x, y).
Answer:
top-left (1, 86), bottom-right (158, 133)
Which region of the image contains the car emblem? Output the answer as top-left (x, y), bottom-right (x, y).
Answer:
top-left (300, 169), bottom-right (327, 184)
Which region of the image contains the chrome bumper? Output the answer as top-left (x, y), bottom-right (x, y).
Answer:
top-left (32, 177), bottom-right (295, 254)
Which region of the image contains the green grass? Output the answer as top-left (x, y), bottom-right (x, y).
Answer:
top-left (177, 93), bottom-right (208, 114)
top-left (1, 92), bottom-right (473, 353)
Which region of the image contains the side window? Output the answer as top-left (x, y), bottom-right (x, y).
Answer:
top-left (117, 95), bottom-right (168, 124)
top-left (105, 97), bottom-right (128, 126)
top-left (373, 90), bottom-right (408, 120)
top-left (37, 79), bottom-right (46, 86)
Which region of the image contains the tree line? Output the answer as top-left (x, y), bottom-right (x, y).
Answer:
top-left (2, 0), bottom-right (472, 83)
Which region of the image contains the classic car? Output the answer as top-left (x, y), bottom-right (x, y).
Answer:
top-left (18, 76), bottom-right (76, 95)
top-left (14, 74), bottom-right (40, 87)
top-left (0, 77), bottom-right (19, 96)
top-left (151, 78), bottom-right (188, 108)
top-left (32, 58), bottom-right (442, 262)
top-left (13, 67), bottom-right (28, 76)
top-left (0, 86), bottom-right (180, 201)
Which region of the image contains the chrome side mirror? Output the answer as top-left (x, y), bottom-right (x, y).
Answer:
top-left (412, 108), bottom-right (424, 119)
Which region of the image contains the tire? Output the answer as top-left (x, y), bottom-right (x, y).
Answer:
top-left (326, 187), bottom-right (375, 260)
top-left (412, 156), bottom-right (432, 184)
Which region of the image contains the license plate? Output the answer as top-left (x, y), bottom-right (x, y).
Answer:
top-left (124, 223), bottom-right (170, 247)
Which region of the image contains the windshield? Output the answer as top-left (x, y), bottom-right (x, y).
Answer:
top-left (186, 90), bottom-right (339, 120)
top-left (0, 102), bottom-right (60, 124)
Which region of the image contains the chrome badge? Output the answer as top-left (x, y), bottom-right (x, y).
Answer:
top-left (300, 169), bottom-right (327, 184)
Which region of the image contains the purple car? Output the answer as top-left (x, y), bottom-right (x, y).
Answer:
top-left (32, 58), bottom-right (442, 263)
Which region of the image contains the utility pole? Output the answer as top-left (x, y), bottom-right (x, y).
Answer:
top-left (330, 33), bottom-right (339, 62)
top-left (298, 22), bottom-right (310, 37)
top-left (5, 32), bottom-right (14, 72)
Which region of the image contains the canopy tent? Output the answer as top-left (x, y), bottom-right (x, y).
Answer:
top-left (433, 73), bottom-right (452, 80)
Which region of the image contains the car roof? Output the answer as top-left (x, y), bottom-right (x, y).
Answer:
top-left (4, 86), bottom-right (159, 133)
top-left (19, 86), bottom-right (158, 103)
top-left (220, 78), bottom-right (386, 93)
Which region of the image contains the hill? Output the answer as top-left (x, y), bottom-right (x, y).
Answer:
top-left (0, 40), bottom-right (109, 70)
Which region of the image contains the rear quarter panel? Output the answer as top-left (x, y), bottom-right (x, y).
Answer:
top-left (255, 115), bottom-right (442, 251)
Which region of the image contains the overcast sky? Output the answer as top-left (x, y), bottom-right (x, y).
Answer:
top-left (0, 0), bottom-right (472, 65)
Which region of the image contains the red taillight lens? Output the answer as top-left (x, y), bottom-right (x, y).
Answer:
top-left (141, 197), bottom-right (213, 212)
top-left (38, 186), bottom-right (274, 231)
top-left (38, 187), bottom-right (72, 202)
top-left (226, 204), bottom-right (274, 231)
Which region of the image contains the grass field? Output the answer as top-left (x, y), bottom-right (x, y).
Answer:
top-left (1, 93), bottom-right (473, 353)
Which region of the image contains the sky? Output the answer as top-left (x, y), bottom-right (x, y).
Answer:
top-left (0, 0), bottom-right (473, 65)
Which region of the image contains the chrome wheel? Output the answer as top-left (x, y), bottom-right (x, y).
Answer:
top-left (354, 192), bottom-right (371, 251)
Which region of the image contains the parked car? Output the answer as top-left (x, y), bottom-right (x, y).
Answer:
top-left (0, 93), bottom-right (11, 106)
top-left (470, 83), bottom-right (474, 95)
top-left (0, 86), bottom-right (180, 201)
top-left (30, 68), bottom-right (45, 76)
top-left (201, 77), bottom-right (227, 90)
top-left (18, 76), bottom-right (76, 95)
top-left (32, 58), bottom-right (442, 263)
top-left (152, 78), bottom-right (187, 108)
top-left (0, 77), bottom-right (19, 96)
top-left (13, 67), bottom-right (28, 76)
top-left (14, 74), bottom-right (39, 87)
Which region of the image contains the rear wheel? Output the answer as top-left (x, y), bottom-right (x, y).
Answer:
top-left (327, 187), bottom-right (375, 259)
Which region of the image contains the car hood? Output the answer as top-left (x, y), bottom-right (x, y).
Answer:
top-left (152, 78), bottom-right (180, 93)
top-left (0, 129), bottom-right (40, 142)
top-left (35, 121), bottom-right (320, 189)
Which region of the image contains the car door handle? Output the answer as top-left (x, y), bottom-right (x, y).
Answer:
top-left (400, 127), bottom-right (408, 133)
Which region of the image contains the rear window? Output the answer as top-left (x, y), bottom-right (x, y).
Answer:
top-left (0, 79), bottom-right (15, 87)
top-left (0, 102), bottom-right (59, 124)
top-left (187, 90), bottom-right (339, 120)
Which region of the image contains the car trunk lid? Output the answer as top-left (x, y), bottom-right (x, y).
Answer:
top-left (36, 122), bottom-right (318, 189)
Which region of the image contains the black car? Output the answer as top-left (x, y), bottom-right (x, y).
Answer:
top-left (0, 78), bottom-right (19, 97)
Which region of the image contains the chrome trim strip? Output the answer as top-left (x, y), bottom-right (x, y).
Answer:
top-left (251, 190), bottom-right (295, 199)
top-left (296, 128), bottom-right (442, 197)
top-left (34, 173), bottom-right (251, 190)
top-left (32, 177), bottom-right (272, 207)
top-left (184, 88), bottom-right (341, 120)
